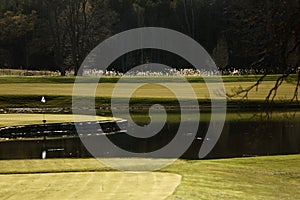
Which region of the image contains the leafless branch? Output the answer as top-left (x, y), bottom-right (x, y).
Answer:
top-left (291, 71), bottom-right (300, 102)
top-left (226, 73), bottom-right (267, 99)
top-left (265, 73), bottom-right (289, 103)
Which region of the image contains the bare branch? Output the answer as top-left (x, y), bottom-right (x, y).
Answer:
top-left (265, 74), bottom-right (289, 102)
top-left (291, 71), bottom-right (300, 102)
top-left (226, 73), bottom-right (267, 99)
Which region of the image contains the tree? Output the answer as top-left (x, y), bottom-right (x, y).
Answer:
top-left (213, 34), bottom-right (229, 68)
top-left (44, 0), bottom-right (118, 76)
top-left (224, 0), bottom-right (300, 103)
top-left (223, 0), bottom-right (300, 71)
top-left (0, 10), bottom-right (37, 68)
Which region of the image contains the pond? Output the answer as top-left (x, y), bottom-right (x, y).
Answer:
top-left (0, 111), bottom-right (299, 159)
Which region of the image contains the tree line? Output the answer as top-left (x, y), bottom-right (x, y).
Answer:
top-left (0, 0), bottom-right (299, 75)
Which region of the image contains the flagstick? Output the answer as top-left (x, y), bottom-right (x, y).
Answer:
top-left (43, 111), bottom-right (46, 125)
top-left (41, 96), bottom-right (47, 159)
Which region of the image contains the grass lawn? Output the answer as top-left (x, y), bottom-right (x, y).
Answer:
top-left (0, 155), bottom-right (299, 199)
top-left (164, 155), bottom-right (300, 200)
top-left (0, 114), bottom-right (115, 128)
top-left (0, 76), bottom-right (299, 199)
top-left (0, 172), bottom-right (181, 200)
top-left (0, 75), bottom-right (298, 109)
top-left (0, 81), bottom-right (297, 100)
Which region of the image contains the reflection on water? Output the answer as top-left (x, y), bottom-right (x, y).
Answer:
top-left (0, 111), bottom-right (299, 159)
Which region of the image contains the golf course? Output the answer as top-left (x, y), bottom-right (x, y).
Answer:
top-left (0, 155), bottom-right (300, 199)
top-left (1, 0), bottom-right (299, 198)
top-left (0, 75), bottom-right (298, 100)
top-left (0, 75), bottom-right (298, 110)
top-left (0, 75), bottom-right (299, 199)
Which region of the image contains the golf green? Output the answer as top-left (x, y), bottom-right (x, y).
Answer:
top-left (0, 114), bottom-right (115, 128)
top-left (0, 172), bottom-right (181, 200)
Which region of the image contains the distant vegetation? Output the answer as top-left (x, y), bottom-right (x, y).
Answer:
top-left (0, 1), bottom-right (299, 101)
top-left (0, 72), bottom-right (298, 83)
top-left (0, 0), bottom-right (299, 75)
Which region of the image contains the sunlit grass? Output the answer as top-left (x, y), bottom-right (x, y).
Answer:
top-left (0, 170), bottom-right (181, 200)
top-left (0, 155), bottom-right (299, 199)
top-left (0, 114), bottom-right (115, 128)
top-left (164, 155), bottom-right (300, 200)
top-left (0, 81), bottom-right (297, 101)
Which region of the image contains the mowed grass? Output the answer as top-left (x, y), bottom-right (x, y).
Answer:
top-left (0, 114), bottom-right (115, 128)
top-left (165, 155), bottom-right (300, 200)
top-left (0, 75), bottom-right (298, 110)
top-left (0, 155), bottom-right (299, 199)
top-left (0, 172), bottom-right (181, 200)
top-left (0, 81), bottom-right (297, 101)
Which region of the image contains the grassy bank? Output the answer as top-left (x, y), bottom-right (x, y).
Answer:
top-left (0, 155), bottom-right (299, 199)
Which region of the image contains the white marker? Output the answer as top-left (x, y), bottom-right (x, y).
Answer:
top-left (42, 150), bottom-right (47, 159)
top-left (41, 96), bottom-right (46, 103)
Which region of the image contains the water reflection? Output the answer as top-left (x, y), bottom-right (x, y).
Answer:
top-left (0, 111), bottom-right (299, 159)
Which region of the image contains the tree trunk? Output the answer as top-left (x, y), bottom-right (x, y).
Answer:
top-left (60, 66), bottom-right (66, 76)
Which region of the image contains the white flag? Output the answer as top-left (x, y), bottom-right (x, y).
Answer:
top-left (41, 96), bottom-right (46, 103)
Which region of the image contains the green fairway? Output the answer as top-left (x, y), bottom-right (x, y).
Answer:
top-left (0, 81), bottom-right (297, 100)
top-left (0, 75), bottom-right (298, 110)
top-left (0, 155), bottom-right (299, 199)
top-left (0, 114), bottom-right (115, 128)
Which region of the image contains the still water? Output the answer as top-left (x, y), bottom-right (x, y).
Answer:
top-left (0, 111), bottom-right (299, 159)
